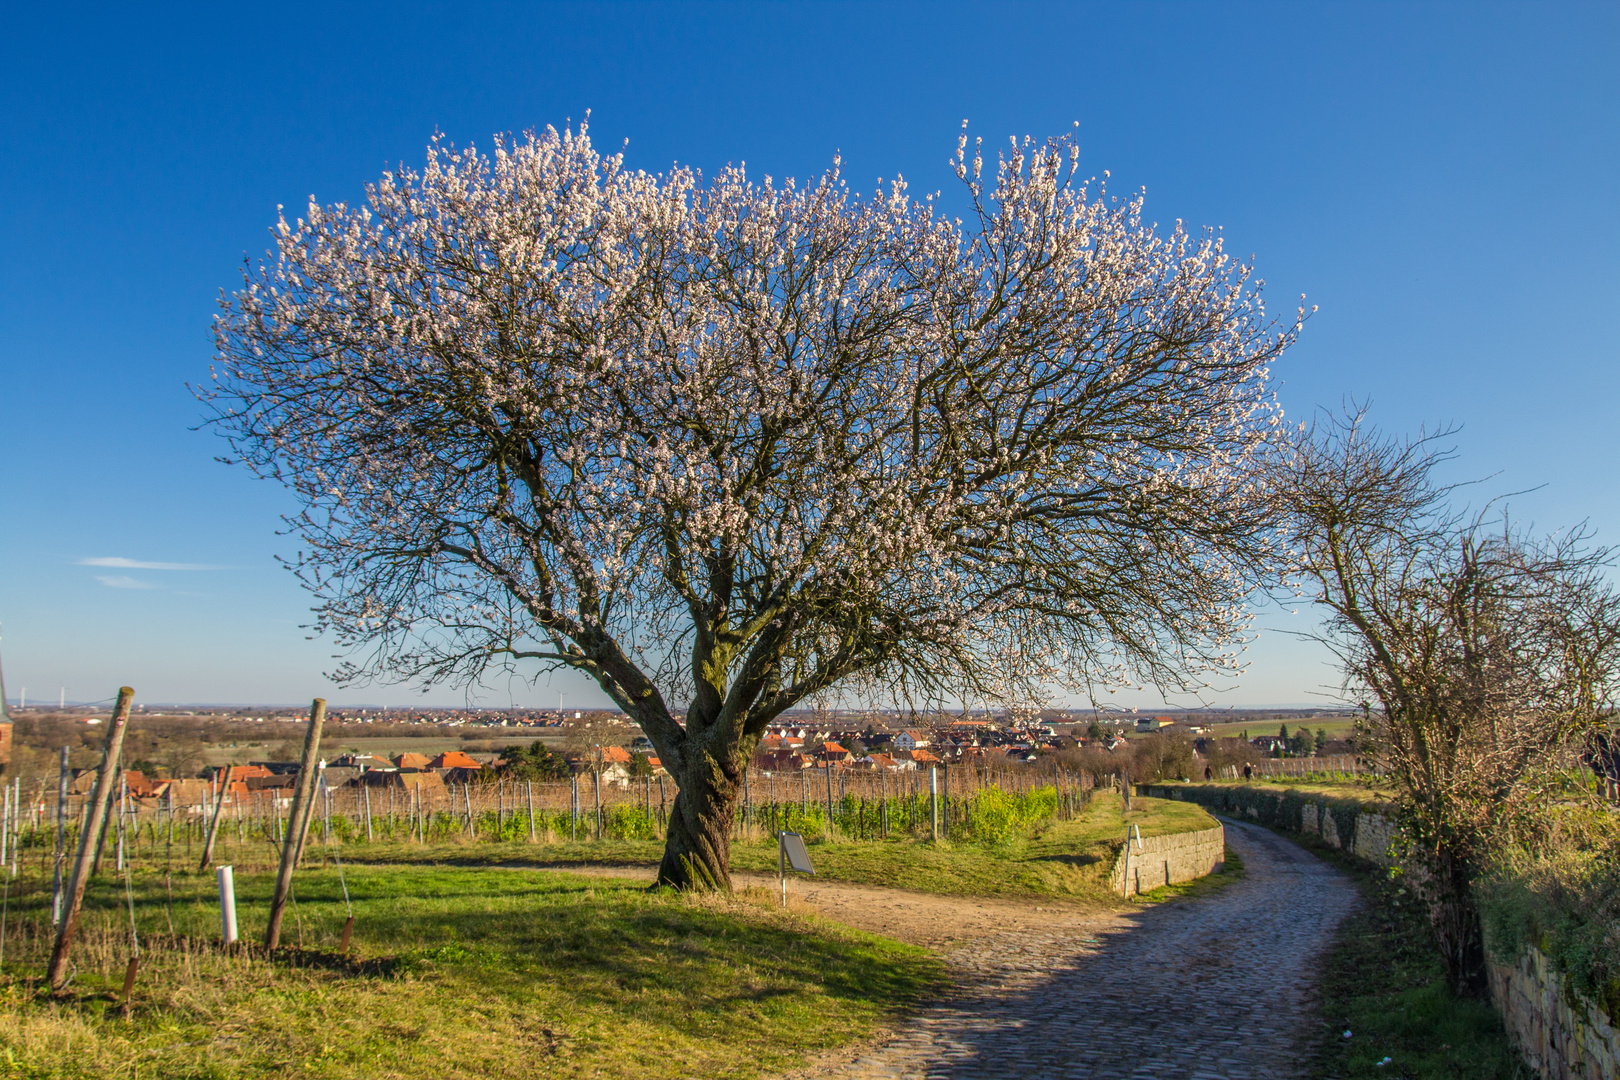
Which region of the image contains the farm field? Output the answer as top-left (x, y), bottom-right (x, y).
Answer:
top-left (350, 794), bottom-right (1217, 902)
top-left (1197, 717), bottom-right (1359, 740)
top-left (1152, 776), bottom-right (1398, 807)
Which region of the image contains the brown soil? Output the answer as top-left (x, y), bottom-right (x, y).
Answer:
top-left (533, 862), bottom-right (1126, 949)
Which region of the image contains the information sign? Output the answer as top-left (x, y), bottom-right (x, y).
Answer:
top-left (780, 830), bottom-right (815, 875)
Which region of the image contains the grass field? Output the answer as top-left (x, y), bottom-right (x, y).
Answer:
top-left (1158, 776), bottom-right (1398, 802)
top-left (1199, 717), bottom-right (1359, 740)
top-left (1175, 778), bottom-right (1403, 814)
top-left (0, 863), bottom-right (944, 1079)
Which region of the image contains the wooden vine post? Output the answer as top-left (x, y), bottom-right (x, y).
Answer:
top-left (264, 698), bottom-right (326, 950)
top-left (47, 686), bottom-right (135, 993)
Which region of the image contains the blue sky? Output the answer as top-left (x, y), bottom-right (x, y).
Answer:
top-left (1, 2), bottom-right (1615, 709)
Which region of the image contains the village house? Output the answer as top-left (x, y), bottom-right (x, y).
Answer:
top-left (817, 741), bottom-right (850, 764)
top-left (562, 745), bottom-right (637, 787)
top-left (164, 778), bottom-right (213, 809)
top-left (754, 748), bottom-right (813, 772)
top-left (890, 730), bottom-right (929, 751)
top-left (428, 751), bottom-right (484, 770)
top-left (322, 765), bottom-right (363, 788)
top-left (361, 769), bottom-right (447, 801)
top-left (196, 763), bottom-right (275, 805)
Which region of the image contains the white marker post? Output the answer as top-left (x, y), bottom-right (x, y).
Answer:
top-left (777, 830), bottom-right (816, 909)
top-left (217, 865), bottom-right (238, 945)
top-left (1120, 824), bottom-right (1144, 898)
top-left (929, 767), bottom-right (939, 841)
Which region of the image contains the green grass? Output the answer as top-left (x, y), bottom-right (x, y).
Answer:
top-left (0, 862), bottom-right (944, 1079)
top-left (0, 793), bottom-right (1230, 1078)
top-left (346, 795), bottom-right (1218, 903)
top-left (1306, 848), bottom-right (1530, 1079)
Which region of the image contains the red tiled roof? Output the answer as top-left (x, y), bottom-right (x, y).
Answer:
top-left (428, 751), bottom-right (484, 770)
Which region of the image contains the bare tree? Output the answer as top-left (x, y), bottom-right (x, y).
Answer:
top-left (207, 122), bottom-right (1299, 888)
top-left (1274, 407), bottom-right (1620, 994)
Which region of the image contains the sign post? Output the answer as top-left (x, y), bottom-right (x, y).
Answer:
top-left (777, 830), bottom-right (815, 909)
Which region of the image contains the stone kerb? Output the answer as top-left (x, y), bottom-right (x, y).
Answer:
top-left (1107, 823), bottom-right (1225, 898)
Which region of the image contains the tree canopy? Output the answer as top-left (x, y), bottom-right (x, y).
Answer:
top-left (498, 740), bottom-right (571, 781)
top-left (209, 122), bottom-right (1299, 886)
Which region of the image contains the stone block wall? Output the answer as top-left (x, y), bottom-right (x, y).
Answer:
top-left (1348, 808), bottom-right (1397, 865)
top-left (1139, 783), bottom-right (1398, 867)
top-left (1490, 946), bottom-right (1620, 1080)
top-left (1107, 823), bottom-right (1225, 898)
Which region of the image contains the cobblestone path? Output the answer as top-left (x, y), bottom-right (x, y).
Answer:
top-left (786, 819), bottom-right (1358, 1080)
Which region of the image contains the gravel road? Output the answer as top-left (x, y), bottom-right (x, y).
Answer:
top-left (784, 818), bottom-right (1359, 1080)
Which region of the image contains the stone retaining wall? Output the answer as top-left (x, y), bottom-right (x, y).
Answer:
top-left (1107, 823), bottom-right (1225, 898)
top-left (1139, 783), bottom-right (1398, 866)
top-left (1490, 946), bottom-right (1620, 1080)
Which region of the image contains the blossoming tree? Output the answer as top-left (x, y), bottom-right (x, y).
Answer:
top-left (208, 123), bottom-right (1297, 888)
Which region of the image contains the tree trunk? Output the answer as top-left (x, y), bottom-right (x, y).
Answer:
top-left (1427, 854), bottom-right (1488, 997)
top-left (655, 751), bottom-right (740, 890)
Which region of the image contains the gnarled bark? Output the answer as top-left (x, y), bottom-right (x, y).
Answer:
top-left (655, 750), bottom-right (741, 890)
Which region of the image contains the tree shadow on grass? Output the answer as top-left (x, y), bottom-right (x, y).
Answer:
top-left (1026, 852), bottom-right (1105, 869)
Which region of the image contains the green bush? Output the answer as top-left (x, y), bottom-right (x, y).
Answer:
top-left (958, 785), bottom-right (1058, 845)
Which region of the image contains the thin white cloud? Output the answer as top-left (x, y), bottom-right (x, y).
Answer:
top-left (79, 557), bottom-right (223, 571)
top-left (96, 575), bottom-right (158, 590)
